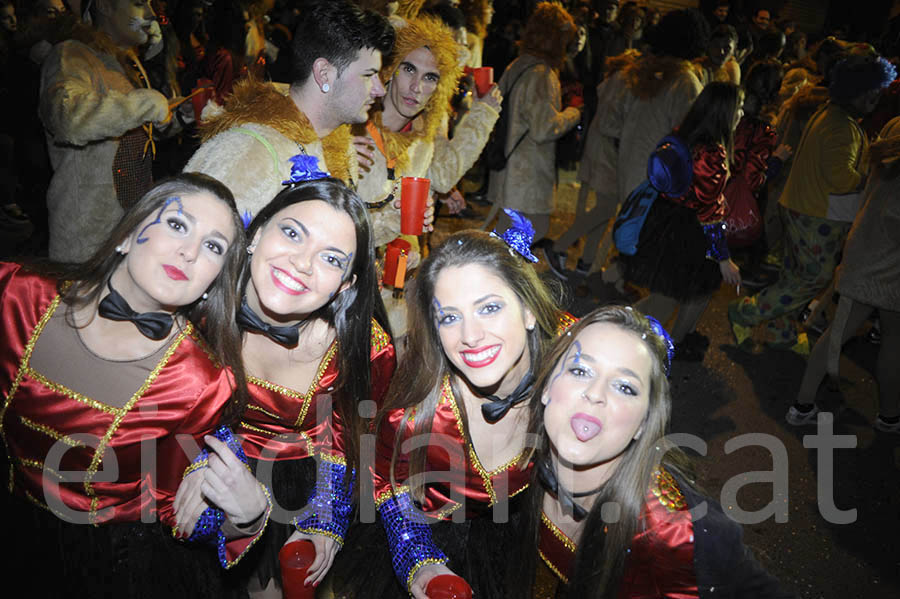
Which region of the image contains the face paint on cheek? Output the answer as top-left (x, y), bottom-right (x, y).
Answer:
top-left (136, 197), bottom-right (183, 244)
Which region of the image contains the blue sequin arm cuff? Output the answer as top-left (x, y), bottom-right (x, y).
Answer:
top-left (180, 426), bottom-right (257, 570)
top-left (293, 456), bottom-right (355, 547)
top-left (703, 221), bottom-right (730, 261)
top-left (379, 491), bottom-right (448, 592)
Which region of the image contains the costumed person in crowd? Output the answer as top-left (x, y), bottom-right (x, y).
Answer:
top-left (184, 0), bottom-right (395, 220)
top-left (483, 2), bottom-right (582, 243)
top-left (765, 37), bottom-right (850, 254)
top-left (354, 14), bottom-right (498, 334)
top-left (786, 117), bottom-right (900, 433)
top-left (458, 0), bottom-right (493, 68)
top-left (0, 173), bottom-right (269, 598)
top-left (725, 60), bottom-right (792, 287)
top-left (509, 305), bottom-right (795, 598)
top-left (728, 54), bottom-right (896, 355)
top-left (695, 24), bottom-right (739, 86)
top-left (39, 0), bottom-right (176, 262)
top-left (330, 219), bottom-right (574, 599)
top-left (542, 51), bottom-right (636, 280)
top-left (604, 8), bottom-right (707, 288)
top-left (175, 170), bottom-right (396, 597)
top-left (615, 8), bottom-right (706, 207)
top-left (622, 82), bottom-right (743, 362)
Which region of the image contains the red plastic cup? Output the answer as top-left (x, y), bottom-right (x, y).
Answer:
top-left (472, 67), bottom-right (494, 97)
top-left (278, 540), bottom-right (316, 599)
top-left (425, 574), bottom-right (473, 599)
top-left (383, 237), bottom-right (412, 288)
top-left (400, 176), bottom-right (430, 235)
top-left (191, 78), bottom-right (214, 123)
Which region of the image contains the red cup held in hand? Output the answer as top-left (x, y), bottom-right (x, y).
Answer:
top-left (472, 66), bottom-right (494, 97)
top-left (400, 176), bottom-right (430, 235)
top-left (278, 540), bottom-right (316, 599)
top-left (425, 574), bottom-right (473, 599)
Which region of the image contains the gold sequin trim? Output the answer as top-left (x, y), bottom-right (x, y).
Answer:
top-left (81, 325), bottom-right (193, 524)
top-left (0, 292), bottom-right (63, 436)
top-left (407, 557), bottom-right (448, 593)
top-left (556, 312), bottom-right (577, 335)
top-left (23, 368), bottom-right (120, 415)
top-left (221, 483), bottom-right (273, 569)
top-left (370, 318), bottom-right (391, 353)
top-left (295, 526), bottom-right (346, 548)
top-left (247, 340), bottom-right (338, 431)
top-left (238, 422), bottom-right (316, 456)
top-left (539, 548), bottom-right (569, 584)
top-left (541, 511), bottom-right (576, 552)
top-left (17, 457), bottom-right (63, 481)
top-left (246, 403), bottom-right (281, 420)
top-left (443, 375), bottom-right (529, 506)
top-left (183, 459), bottom-right (208, 478)
top-left (374, 484), bottom-right (410, 509)
top-left (318, 452), bottom-right (346, 466)
top-left (652, 468), bottom-right (687, 512)
top-left (18, 416), bottom-right (86, 447)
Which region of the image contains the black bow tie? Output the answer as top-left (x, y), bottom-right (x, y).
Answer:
top-left (481, 372), bottom-right (535, 423)
top-left (97, 282), bottom-right (174, 341)
top-left (236, 298), bottom-right (300, 346)
top-left (537, 458), bottom-right (603, 522)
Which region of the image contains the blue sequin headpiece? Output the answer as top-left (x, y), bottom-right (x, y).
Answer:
top-left (490, 209), bottom-right (539, 263)
top-left (644, 315), bottom-right (675, 377)
top-left (282, 154), bottom-right (330, 186)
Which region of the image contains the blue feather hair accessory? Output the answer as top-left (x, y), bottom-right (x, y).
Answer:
top-left (644, 315), bottom-right (675, 377)
top-left (490, 209), bottom-right (539, 263)
top-left (283, 154), bottom-right (330, 186)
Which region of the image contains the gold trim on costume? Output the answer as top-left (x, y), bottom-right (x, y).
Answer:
top-left (18, 416), bottom-right (86, 447)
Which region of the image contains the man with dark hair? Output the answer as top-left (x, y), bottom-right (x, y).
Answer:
top-left (184, 0), bottom-right (395, 218)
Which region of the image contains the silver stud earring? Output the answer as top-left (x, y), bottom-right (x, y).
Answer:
top-left (247, 248), bottom-right (253, 255)
top-left (115, 245), bottom-right (125, 255)
top-left (201, 292), bottom-right (209, 300)
top-left (322, 83), bottom-right (330, 92)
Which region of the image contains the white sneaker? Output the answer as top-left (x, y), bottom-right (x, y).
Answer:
top-left (874, 415), bottom-right (900, 434)
top-left (786, 403), bottom-right (820, 426)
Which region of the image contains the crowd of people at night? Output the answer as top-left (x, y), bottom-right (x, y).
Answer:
top-left (0, 0), bottom-right (898, 598)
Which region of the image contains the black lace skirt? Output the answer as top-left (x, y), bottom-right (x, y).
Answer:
top-left (330, 494), bottom-right (529, 599)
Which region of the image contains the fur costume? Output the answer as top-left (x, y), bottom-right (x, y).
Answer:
top-left (617, 54), bottom-right (703, 202)
top-left (185, 79), bottom-right (356, 219)
top-left (357, 15), bottom-right (497, 248)
top-left (39, 20), bottom-right (169, 262)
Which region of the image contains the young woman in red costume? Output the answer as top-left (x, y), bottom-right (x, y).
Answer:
top-left (175, 167), bottom-right (396, 598)
top-left (0, 173), bottom-right (264, 598)
top-left (622, 82), bottom-right (744, 362)
top-left (332, 213), bottom-right (573, 599)
top-left (512, 305), bottom-right (793, 598)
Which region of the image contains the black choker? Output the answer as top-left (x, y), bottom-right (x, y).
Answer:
top-left (537, 458), bottom-right (604, 522)
top-left (97, 281), bottom-right (174, 340)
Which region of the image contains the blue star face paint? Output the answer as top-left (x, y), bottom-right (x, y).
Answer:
top-left (546, 340), bottom-right (583, 403)
top-left (136, 197), bottom-right (183, 244)
top-left (432, 298), bottom-right (447, 327)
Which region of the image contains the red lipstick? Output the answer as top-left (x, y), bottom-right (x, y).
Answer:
top-left (163, 265), bottom-right (188, 281)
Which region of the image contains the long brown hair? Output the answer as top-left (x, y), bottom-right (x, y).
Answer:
top-left (49, 172), bottom-right (249, 424)
top-left (677, 80), bottom-right (743, 163)
top-left (379, 230), bottom-right (561, 503)
top-left (514, 305), bottom-right (694, 599)
top-left (239, 178), bottom-right (390, 479)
